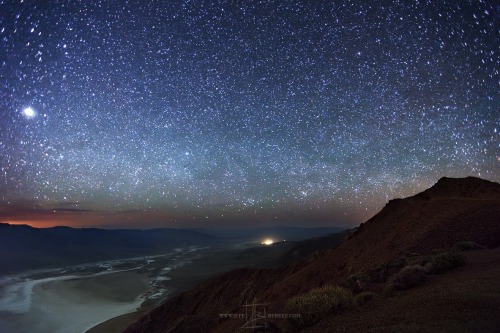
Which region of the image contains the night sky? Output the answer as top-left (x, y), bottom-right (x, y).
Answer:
top-left (0, 0), bottom-right (498, 228)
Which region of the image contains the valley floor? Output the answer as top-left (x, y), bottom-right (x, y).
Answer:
top-left (0, 248), bottom-right (203, 333)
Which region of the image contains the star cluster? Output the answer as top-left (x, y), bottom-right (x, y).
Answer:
top-left (0, 0), bottom-right (498, 227)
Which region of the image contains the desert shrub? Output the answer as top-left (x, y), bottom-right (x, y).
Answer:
top-left (453, 241), bottom-right (483, 251)
top-left (389, 265), bottom-right (427, 290)
top-left (383, 283), bottom-right (397, 297)
top-left (354, 291), bottom-right (374, 306)
top-left (285, 286), bottom-right (355, 329)
top-left (368, 256), bottom-right (407, 283)
top-left (405, 254), bottom-right (432, 267)
top-left (402, 251), bottom-right (421, 257)
top-left (368, 265), bottom-right (389, 283)
top-left (389, 256), bottom-right (408, 269)
top-left (343, 273), bottom-right (369, 294)
top-left (426, 251), bottom-right (465, 274)
top-left (431, 248), bottom-right (448, 254)
top-left (423, 261), bottom-right (434, 274)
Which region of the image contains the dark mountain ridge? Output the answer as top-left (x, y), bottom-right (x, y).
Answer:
top-left (189, 226), bottom-right (346, 242)
top-left (0, 224), bottom-right (216, 274)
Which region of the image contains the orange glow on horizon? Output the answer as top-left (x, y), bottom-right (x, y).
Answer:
top-left (4, 220), bottom-right (72, 228)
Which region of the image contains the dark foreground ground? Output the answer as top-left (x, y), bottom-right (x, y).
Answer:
top-left (307, 247), bottom-right (500, 333)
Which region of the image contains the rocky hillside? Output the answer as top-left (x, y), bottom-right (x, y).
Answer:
top-left (124, 177), bottom-right (500, 333)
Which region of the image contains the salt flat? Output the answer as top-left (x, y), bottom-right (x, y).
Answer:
top-left (0, 250), bottom-right (194, 333)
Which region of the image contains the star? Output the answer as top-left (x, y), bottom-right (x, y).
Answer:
top-left (22, 107), bottom-right (36, 119)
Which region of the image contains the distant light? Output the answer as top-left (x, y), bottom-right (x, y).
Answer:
top-left (22, 107), bottom-right (36, 118)
top-left (261, 238), bottom-right (274, 246)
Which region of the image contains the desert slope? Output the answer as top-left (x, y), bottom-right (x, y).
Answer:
top-left (124, 177), bottom-right (500, 333)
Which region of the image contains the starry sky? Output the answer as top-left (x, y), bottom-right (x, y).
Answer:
top-left (0, 0), bottom-right (498, 229)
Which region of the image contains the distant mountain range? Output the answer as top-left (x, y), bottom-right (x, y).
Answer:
top-left (124, 177), bottom-right (500, 333)
top-left (0, 225), bottom-right (218, 274)
top-left (192, 226), bottom-right (346, 241)
top-left (0, 223), bottom-right (344, 275)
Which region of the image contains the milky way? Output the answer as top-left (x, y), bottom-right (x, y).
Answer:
top-left (0, 0), bottom-right (498, 227)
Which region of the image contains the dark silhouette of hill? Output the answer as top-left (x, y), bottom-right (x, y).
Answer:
top-left (233, 230), bottom-right (350, 268)
top-left (0, 224), bottom-right (216, 274)
top-left (123, 176), bottom-right (500, 333)
top-left (278, 229), bottom-right (351, 263)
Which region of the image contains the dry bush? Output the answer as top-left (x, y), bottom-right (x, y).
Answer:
top-left (354, 291), bottom-right (374, 306)
top-left (285, 286), bottom-right (355, 329)
top-left (453, 241), bottom-right (483, 251)
top-left (343, 273), bottom-right (370, 294)
top-left (389, 264), bottom-right (427, 290)
top-left (425, 251), bottom-right (465, 274)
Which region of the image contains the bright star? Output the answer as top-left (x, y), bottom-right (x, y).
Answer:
top-left (22, 107), bottom-right (36, 118)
